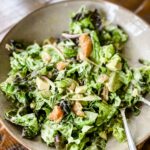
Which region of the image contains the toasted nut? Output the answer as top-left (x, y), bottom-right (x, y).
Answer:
top-left (56, 61), bottom-right (68, 71)
top-left (101, 86), bottom-right (109, 101)
top-left (79, 33), bottom-right (92, 60)
top-left (49, 106), bottom-right (64, 123)
top-left (49, 37), bottom-right (57, 45)
top-left (43, 37), bottom-right (57, 45)
top-left (72, 101), bottom-right (85, 117)
top-left (36, 76), bottom-right (50, 91)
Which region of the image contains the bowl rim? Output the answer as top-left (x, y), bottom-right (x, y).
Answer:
top-left (0, 0), bottom-right (150, 149)
top-left (1, 0), bottom-right (150, 47)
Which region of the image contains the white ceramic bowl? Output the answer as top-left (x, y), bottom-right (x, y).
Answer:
top-left (0, 0), bottom-right (150, 150)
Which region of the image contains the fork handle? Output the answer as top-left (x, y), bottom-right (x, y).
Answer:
top-left (120, 109), bottom-right (137, 150)
top-left (140, 97), bottom-right (150, 106)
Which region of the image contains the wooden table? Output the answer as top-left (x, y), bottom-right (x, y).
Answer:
top-left (0, 0), bottom-right (150, 150)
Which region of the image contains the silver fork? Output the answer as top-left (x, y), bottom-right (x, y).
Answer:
top-left (140, 97), bottom-right (150, 106)
top-left (120, 108), bottom-right (137, 150)
top-left (120, 97), bottom-right (150, 150)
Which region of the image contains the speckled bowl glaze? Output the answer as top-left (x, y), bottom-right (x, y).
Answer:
top-left (0, 0), bottom-right (150, 150)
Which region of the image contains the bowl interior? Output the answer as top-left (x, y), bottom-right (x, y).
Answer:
top-left (0, 0), bottom-right (150, 150)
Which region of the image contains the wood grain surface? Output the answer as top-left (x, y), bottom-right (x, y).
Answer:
top-left (0, 0), bottom-right (150, 150)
